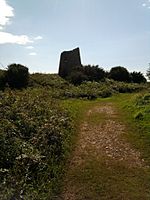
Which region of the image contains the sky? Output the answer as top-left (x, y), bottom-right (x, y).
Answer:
top-left (0, 0), bottom-right (150, 75)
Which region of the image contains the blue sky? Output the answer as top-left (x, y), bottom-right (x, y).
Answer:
top-left (0, 0), bottom-right (150, 74)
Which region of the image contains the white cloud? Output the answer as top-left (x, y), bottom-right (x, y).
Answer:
top-left (0, 1), bottom-right (32, 45)
top-left (29, 52), bottom-right (37, 56)
top-left (34, 36), bottom-right (43, 40)
top-left (0, 32), bottom-right (33, 45)
top-left (0, 0), bottom-right (14, 29)
top-left (142, 3), bottom-right (146, 7)
top-left (0, 1), bottom-right (43, 46)
top-left (26, 45), bottom-right (34, 49)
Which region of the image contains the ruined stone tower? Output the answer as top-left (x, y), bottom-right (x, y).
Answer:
top-left (58, 47), bottom-right (82, 78)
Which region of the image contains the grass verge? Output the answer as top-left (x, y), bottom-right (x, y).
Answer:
top-left (60, 94), bottom-right (150, 199)
top-left (110, 93), bottom-right (150, 165)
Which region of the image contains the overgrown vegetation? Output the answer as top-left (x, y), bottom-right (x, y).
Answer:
top-left (116, 92), bottom-right (150, 164)
top-left (0, 63), bottom-right (149, 199)
top-left (0, 63), bottom-right (147, 91)
top-left (0, 89), bottom-right (73, 199)
top-left (0, 64), bottom-right (29, 89)
top-left (67, 65), bottom-right (105, 85)
top-left (146, 67), bottom-right (150, 80)
top-left (7, 64), bottom-right (29, 89)
top-left (28, 73), bottom-right (147, 99)
top-left (0, 69), bottom-right (6, 90)
top-left (62, 64), bottom-right (146, 85)
top-left (130, 71), bottom-right (147, 83)
top-left (109, 66), bottom-right (131, 82)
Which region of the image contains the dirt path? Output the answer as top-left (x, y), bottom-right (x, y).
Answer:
top-left (58, 102), bottom-right (150, 200)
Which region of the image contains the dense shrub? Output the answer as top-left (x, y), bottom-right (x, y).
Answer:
top-left (135, 93), bottom-right (150, 106)
top-left (130, 71), bottom-right (146, 83)
top-left (83, 65), bottom-right (105, 82)
top-left (0, 69), bottom-right (6, 90)
top-left (29, 73), bottom-right (69, 89)
top-left (0, 89), bottom-right (73, 199)
top-left (7, 64), bottom-right (29, 89)
top-left (68, 70), bottom-right (88, 85)
top-left (29, 74), bottom-right (146, 99)
top-left (64, 81), bottom-right (112, 99)
top-left (108, 79), bottom-right (145, 93)
top-left (146, 67), bottom-right (150, 81)
top-left (66, 65), bottom-right (105, 85)
top-left (109, 66), bottom-right (130, 82)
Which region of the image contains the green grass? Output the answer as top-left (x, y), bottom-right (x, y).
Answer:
top-left (110, 93), bottom-right (150, 165)
top-left (62, 99), bottom-right (100, 149)
top-left (60, 94), bottom-right (150, 199)
top-left (87, 112), bottom-right (106, 125)
top-left (69, 155), bottom-right (150, 200)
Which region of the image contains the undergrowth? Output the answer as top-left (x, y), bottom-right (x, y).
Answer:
top-left (0, 88), bottom-right (73, 199)
top-left (111, 93), bottom-right (150, 165)
top-left (29, 74), bottom-right (147, 99)
top-left (0, 73), bottom-right (149, 199)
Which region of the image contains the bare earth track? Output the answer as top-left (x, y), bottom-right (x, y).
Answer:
top-left (58, 102), bottom-right (150, 200)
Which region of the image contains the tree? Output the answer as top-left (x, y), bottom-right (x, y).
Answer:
top-left (109, 66), bottom-right (130, 82)
top-left (67, 70), bottom-right (88, 85)
top-left (7, 64), bottom-right (29, 89)
top-left (146, 67), bottom-right (150, 80)
top-left (83, 65), bottom-right (105, 81)
top-left (0, 69), bottom-right (7, 90)
top-left (130, 71), bottom-right (146, 83)
top-left (67, 65), bottom-right (105, 84)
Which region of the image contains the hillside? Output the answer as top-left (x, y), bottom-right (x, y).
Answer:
top-left (0, 73), bottom-right (150, 199)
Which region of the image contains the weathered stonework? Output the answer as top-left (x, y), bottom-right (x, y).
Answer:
top-left (58, 47), bottom-right (82, 78)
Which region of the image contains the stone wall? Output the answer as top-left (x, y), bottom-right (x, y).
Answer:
top-left (58, 47), bottom-right (82, 78)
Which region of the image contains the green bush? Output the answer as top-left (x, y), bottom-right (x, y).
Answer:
top-left (7, 64), bottom-right (29, 89)
top-left (146, 67), bottom-right (150, 81)
top-left (28, 74), bottom-right (146, 100)
top-left (134, 112), bottom-right (144, 120)
top-left (108, 79), bottom-right (145, 94)
top-left (0, 89), bottom-right (73, 199)
top-left (68, 70), bottom-right (88, 85)
top-left (66, 65), bottom-right (105, 85)
top-left (130, 71), bottom-right (146, 83)
top-left (135, 93), bottom-right (150, 106)
top-left (29, 73), bottom-right (69, 89)
top-left (0, 69), bottom-right (6, 90)
top-left (83, 65), bottom-right (105, 82)
top-left (109, 66), bottom-right (130, 82)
